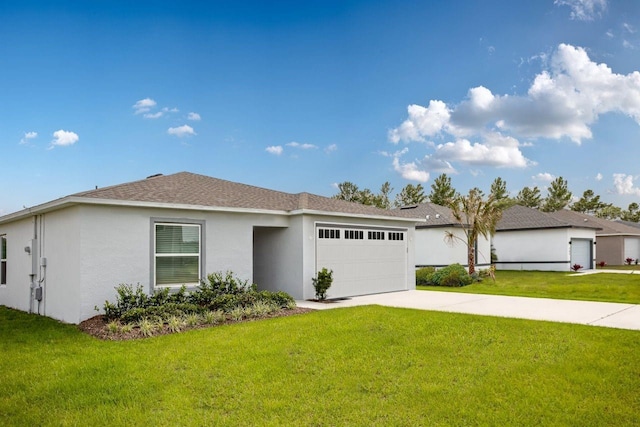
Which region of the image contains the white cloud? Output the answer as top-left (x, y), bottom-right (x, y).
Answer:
top-left (144, 112), bottom-right (164, 119)
top-left (434, 136), bottom-right (532, 168)
top-left (595, 172), bottom-right (603, 181)
top-left (266, 145), bottom-right (283, 155)
top-left (391, 43), bottom-right (640, 147)
top-left (133, 98), bottom-right (157, 115)
top-left (19, 131), bottom-right (38, 145)
top-left (392, 157), bottom-right (429, 182)
top-left (167, 125), bottom-right (196, 138)
top-left (324, 144), bottom-right (338, 154)
top-left (623, 23), bottom-right (636, 33)
top-left (50, 130), bottom-right (79, 148)
top-left (287, 141), bottom-right (318, 150)
top-left (187, 112), bottom-right (201, 121)
top-left (388, 100), bottom-right (450, 143)
top-left (613, 173), bottom-right (640, 196)
top-left (533, 172), bottom-right (555, 183)
top-left (554, 0), bottom-right (607, 21)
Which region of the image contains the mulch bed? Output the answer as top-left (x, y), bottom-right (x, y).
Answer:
top-left (78, 307), bottom-right (315, 341)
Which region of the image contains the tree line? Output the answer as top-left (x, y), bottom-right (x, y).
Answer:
top-left (333, 174), bottom-right (640, 222)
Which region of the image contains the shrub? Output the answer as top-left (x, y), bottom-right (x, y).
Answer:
top-left (202, 310), bottom-right (226, 325)
top-left (312, 268), bottom-right (333, 301)
top-left (571, 264), bottom-right (583, 272)
top-left (415, 267), bottom-right (436, 286)
top-left (102, 271), bottom-right (296, 327)
top-left (431, 264), bottom-right (472, 287)
top-left (137, 318), bottom-right (156, 337)
top-left (626, 258), bottom-right (634, 265)
top-left (597, 261), bottom-right (607, 268)
top-left (167, 315), bottom-right (184, 333)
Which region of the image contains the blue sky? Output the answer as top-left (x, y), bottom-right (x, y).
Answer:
top-left (1, 0), bottom-right (639, 215)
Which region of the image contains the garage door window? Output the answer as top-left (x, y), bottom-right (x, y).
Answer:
top-left (368, 231), bottom-right (385, 240)
top-left (345, 230), bottom-right (364, 240)
top-left (319, 228), bottom-right (340, 239)
top-left (388, 232), bottom-right (404, 241)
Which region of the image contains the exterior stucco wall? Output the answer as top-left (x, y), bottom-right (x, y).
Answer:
top-left (415, 227), bottom-right (492, 268)
top-left (73, 205), bottom-right (291, 323)
top-left (494, 227), bottom-right (596, 271)
top-left (2, 203), bottom-right (417, 323)
top-left (0, 216), bottom-right (39, 314)
top-left (594, 236), bottom-right (623, 266)
top-left (253, 222), bottom-right (304, 299)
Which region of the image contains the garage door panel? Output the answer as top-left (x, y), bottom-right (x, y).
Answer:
top-left (316, 226), bottom-right (408, 299)
top-left (570, 239), bottom-right (592, 269)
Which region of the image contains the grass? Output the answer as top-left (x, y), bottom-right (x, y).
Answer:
top-left (1, 305), bottom-right (639, 426)
top-left (598, 264), bottom-right (640, 271)
top-left (418, 270), bottom-right (640, 304)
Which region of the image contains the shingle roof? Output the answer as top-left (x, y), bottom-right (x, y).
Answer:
top-left (548, 210), bottom-right (640, 236)
top-left (71, 171), bottom-right (417, 219)
top-left (496, 205), bottom-right (601, 231)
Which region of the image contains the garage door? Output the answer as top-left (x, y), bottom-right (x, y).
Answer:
top-left (570, 239), bottom-right (592, 269)
top-left (316, 225), bottom-right (408, 299)
top-left (624, 238), bottom-right (640, 262)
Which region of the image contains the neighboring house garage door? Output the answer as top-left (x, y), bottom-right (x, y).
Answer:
top-left (624, 237), bottom-right (640, 262)
top-left (316, 225), bottom-right (408, 299)
top-left (570, 238), bottom-right (592, 269)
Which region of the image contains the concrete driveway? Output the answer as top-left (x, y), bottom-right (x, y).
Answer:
top-left (297, 290), bottom-right (640, 331)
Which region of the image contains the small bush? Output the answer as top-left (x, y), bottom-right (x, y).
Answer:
top-left (416, 267), bottom-right (436, 286)
top-left (597, 261), bottom-right (607, 268)
top-left (626, 258), bottom-right (634, 265)
top-left (571, 264), bottom-right (583, 272)
top-left (431, 264), bottom-right (472, 287)
top-left (202, 310), bottom-right (226, 325)
top-left (166, 316), bottom-right (184, 333)
top-left (137, 318), bottom-right (156, 337)
top-left (312, 268), bottom-right (333, 301)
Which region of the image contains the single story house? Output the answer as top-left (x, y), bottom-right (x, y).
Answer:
top-left (0, 172), bottom-right (422, 324)
top-left (396, 203), bottom-right (492, 270)
top-left (494, 205), bottom-right (600, 271)
top-left (548, 210), bottom-right (640, 265)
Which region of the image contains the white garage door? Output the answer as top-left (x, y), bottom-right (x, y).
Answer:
top-left (570, 239), bottom-right (592, 269)
top-left (624, 238), bottom-right (640, 262)
top-left (316, 225), bottom-right (408, 299)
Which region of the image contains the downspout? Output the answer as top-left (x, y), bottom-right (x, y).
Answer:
top-left (28, 215), bottom-right (38, 314)
top-left (37, 214), bottom-right (46, 316)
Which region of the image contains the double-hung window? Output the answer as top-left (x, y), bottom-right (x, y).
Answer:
top-left (1, 235), bottom-right (6, 285)
top-left (154, 223), bottom-right (201, 288)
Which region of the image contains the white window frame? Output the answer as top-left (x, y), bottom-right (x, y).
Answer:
top-left (1, 235), bottom-right (6, 285)
top-left (151, 219), bottom-right (205, 289)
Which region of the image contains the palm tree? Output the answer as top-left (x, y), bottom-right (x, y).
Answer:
top-left (446, 188), bottom-right (503, 275)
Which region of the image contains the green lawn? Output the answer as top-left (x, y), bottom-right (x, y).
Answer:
top-left (1, 306), bottom-right (639, 426)
top-left (418, 270), bottom-right (640, 304)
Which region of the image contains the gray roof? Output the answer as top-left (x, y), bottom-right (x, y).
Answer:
top-left (394, 203), bottom-right (464, 227)
top-left (548, 210), bottom-right (640, 236)
top-left (496, 205), bottom-right (600, 231)
top-left (617, 220), bottom-right (640, 230)
top-left (6, 172), bottom-right (420, 221)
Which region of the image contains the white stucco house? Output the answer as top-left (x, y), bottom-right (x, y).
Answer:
top-left (494, 205), bottom-right (600, 271)
top-left (548, 210), bottom-right (640, 266)
top-left (396, 203), bottom-right (492, 270)
top-left (0, 172), bottom-right (421, 324)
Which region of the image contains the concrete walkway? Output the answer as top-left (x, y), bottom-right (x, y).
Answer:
top-left (297, 290), bottom-right (640, 331)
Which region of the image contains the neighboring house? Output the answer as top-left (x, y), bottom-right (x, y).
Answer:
top-left (548, 210), bottom-right (640, 265)
top-left (397, 203), bottom-right (492, 270)
top-left (494, 205), bottom-right (600, 271)
top-left (0, 172), bottom-right (421, 324)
